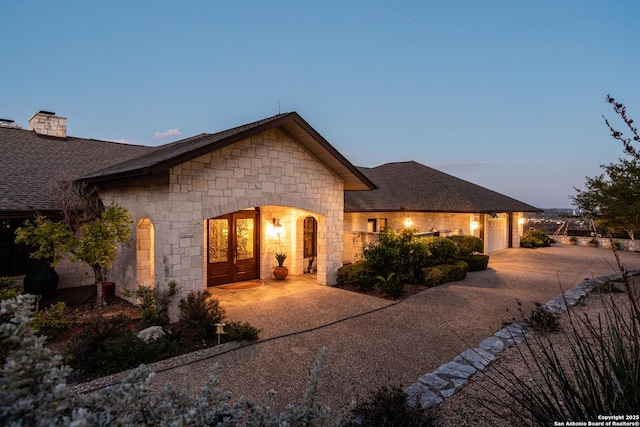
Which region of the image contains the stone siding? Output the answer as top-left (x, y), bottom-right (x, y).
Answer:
top-left (100, 128), bottom-right (344, 311)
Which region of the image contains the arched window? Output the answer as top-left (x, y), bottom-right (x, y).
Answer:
top-left (303, 216), bottom-right (317, 258)
top-left (136, 218), bottom-right (155, 288)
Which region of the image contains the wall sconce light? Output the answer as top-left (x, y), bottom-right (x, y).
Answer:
top-left (470, 221), bottom-right (479, 231)
top-left (404, 217), bottom-right (413, 228)
top-left (267, 218), bottom-right (282, 239)
top-left (215, 322), bottom-right (226, 345)
top-left (518, 217), bottom-right (525, 225)
top-left (272, 218), bottom-right (283, 236)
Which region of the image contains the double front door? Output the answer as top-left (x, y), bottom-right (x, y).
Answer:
top-left (207, 210), bottom-right (259, 286)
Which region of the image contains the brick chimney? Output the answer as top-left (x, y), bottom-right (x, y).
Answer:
top-left (29, 110), bottom-right (67, 138)
top-left (0, 118), bottom-right (22, 129)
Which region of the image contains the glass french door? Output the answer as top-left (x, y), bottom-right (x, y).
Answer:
top-left (207, 210), bottom-right (259, 286)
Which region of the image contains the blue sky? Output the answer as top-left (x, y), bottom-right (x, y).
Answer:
top-left (2, 1), bottom-right (639, 208)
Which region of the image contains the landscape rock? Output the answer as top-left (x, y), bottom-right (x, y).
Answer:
top-left (137, 326), bottom-right (166, 343)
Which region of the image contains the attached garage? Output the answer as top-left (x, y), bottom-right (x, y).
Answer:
top-left (485, 213), bottom-right (509, 253)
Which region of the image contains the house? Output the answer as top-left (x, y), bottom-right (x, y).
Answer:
top-left (0, 111), bottom-right (376, 297)
top-left (1, 111), bottom-right (538, 301)
top-left (342, 161), bottom-right (540, 263)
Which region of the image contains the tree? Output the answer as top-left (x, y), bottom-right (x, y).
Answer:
top-left (571, 96), bottom-right (640, 240)
top-left (604, 94), bottom-right (640, 160)
top-left (15, 180), bottom-right (132, 307)
top-left (571, 158), bottom-right (640, 239)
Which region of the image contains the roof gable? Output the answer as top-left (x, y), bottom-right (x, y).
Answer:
top-left (345, 161), bottom-right (539, 213)
top-left (81, 112), bottom-right (376, 191)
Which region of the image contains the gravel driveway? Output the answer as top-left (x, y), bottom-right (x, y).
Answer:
top-left (80, 245), bottom-right (640, 421)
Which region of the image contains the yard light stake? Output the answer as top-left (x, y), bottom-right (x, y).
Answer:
top-left (215, 322), bottom-right (226, 345)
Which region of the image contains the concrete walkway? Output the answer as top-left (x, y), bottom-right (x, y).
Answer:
top-left (113, 246), bottom-right (640, 417)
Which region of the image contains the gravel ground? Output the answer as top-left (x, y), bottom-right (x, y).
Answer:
top-left (72, 246), bottom-right (640, 424)
top-left (432, 276), bottom-right (640, 426)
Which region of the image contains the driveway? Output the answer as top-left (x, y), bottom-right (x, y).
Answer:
top-left (145, 246), bottom-right (640, 417)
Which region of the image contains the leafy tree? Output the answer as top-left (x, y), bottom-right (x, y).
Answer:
top-left (571, 158), bottom-right (640, 240)
top-left (571, 96), bottom-right (640, 240)
top-left (15, 180), bottom-right (132, 307)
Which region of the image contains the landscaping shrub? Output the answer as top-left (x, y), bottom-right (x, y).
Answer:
top-left (66, 314), bottom-right (180, 378)
top-left (223, 321), bottom-right (261, 343)
top-left (363, 228), bottom-right (410, 282)
top-left (526, 302), bottom-right (561, 334)
top-left (457, 254), bottom-right (490, 271)
top-left (419, 236), bottom-right (459, 266)
top-left (178, 290), bottom-right (225, 341)
top-left (337, 261), bottom-right (373, 288)
top-left (0, 276), bottom-right (20, 301)
top-left (422, 261), bottom-right (468, 287)
top-left (123, 280), bottom-right (178, 326)
top-left (520, 229), bottom-right (553, 248)
top-left (447, 235), bottom-right (484, 257)
top-left (31, 301), bottom-right (74, 341)
top-left (375, 272), bottom-right (404, 299)
top-left (345, 383), bottom-right (435, 426)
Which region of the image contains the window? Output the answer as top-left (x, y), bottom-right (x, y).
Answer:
top-left (379, 218), bottom-right (388, 231)
top-left (367, 219), bottom-right (377, 232)
top-left (303, 216), bottom-right (317, 258)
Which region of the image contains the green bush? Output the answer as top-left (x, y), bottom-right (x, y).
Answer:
top-left (66, 314), bottom-right (180, 378)
top-left (345, 383), bottom-right (434, 426)
top-left (223, 321), bottom-right (261, 343)
top-left (520, 229), bottom-right (553, 248)
top-left (337, 261), bottom-right (373, 288)
top-left (457, 254), bottom-right (490, 271)
top-left (419, 236), bottom-right (459, 266)
top-left (363, 228), bottom-right (411, 282)
top-left (178, 290), bottom-right (226, 341)
top-left (422, 261), bottom-right (468, 287)
top-left (447, 235), bottom-right (484, 257)
top-left (0, 277), bottom-right (20, 301)
top-left (375, 272), bottom-right (404, 299)
top-left (423, 267), bottom-right (445, 287)
top-left (123, 281), bottom-right (178, 326)
top-left (32, 302), bottom-right (74, 341)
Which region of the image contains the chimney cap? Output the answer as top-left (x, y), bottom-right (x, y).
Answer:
top-left (38, 110), bottom-right (56, 115)
top-left (0, 118), bottom-right (15, 123)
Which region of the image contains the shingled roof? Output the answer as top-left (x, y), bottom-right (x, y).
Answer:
top-left (81, 112), bottom-right (376, 191)
top-left (345, 161), bottom-right (539, 213)
top-left (0, 126), bottom-right (153, 214)
top-left (1, 112), bottom-right (376, 214)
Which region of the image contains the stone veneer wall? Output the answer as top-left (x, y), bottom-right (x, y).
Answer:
top-left (343, 212), bottom-right (473, 264)
top-left (99, 128), bottom-right (344, 310)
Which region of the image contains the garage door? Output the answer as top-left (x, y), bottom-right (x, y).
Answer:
top-left (486, 213), bottom-right (508, 253)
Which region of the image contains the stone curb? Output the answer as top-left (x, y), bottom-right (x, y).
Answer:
top-left (405, 269), bottom-right (639, 409)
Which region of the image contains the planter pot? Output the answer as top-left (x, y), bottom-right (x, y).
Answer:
top-left (273, 266), bottom-right (289, 280)
top-left (568, 240), bottom-right (577, 245)
top-left (23, 259), bottom-right (59, 300)
top-left (102, 281), bottom-right (115, 297)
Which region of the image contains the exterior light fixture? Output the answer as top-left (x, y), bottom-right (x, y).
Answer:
top-left (470, 221), bottom-right (479, 231)
top-left (404, 217), bottom-right (413, 228)
top-left (215, 322), bottom-right (226, 345)
top-left (272, 218), bottom-right (283, 236)
top-left (518, 217), bottom-right (525, 226)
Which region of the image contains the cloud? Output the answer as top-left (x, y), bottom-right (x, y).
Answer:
top-left (433, 161), bottom-right (489, 168)
top-left (106, 138), bottom-right (135, 144)
top-left (154, 128), bottom-right (181, 139)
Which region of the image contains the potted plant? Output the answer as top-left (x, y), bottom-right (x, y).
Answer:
top-left (588, 237), bottom-right (598, 248)
top-left (568, 236), bottom-right (577, 245)
top-left (273, 252), bottom-right (288, 280)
